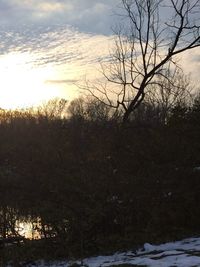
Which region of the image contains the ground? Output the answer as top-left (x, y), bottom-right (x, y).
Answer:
top-left (7, 237), bottom-right (200, 267)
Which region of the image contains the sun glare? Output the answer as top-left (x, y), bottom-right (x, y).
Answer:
top-left (0, 52), bottom-right (66, 110)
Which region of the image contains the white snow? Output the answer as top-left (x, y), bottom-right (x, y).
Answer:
top-left (7, 236), bottom-right (200, 267)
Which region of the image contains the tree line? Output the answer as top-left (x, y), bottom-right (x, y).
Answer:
top-left (0, 84), bottom-right (200, 262)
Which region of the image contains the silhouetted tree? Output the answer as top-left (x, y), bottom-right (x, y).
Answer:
top-left (84, 0), bottom-right (200, 123)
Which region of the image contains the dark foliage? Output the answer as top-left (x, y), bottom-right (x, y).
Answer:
top-left (0, 96), bottom-right (200, 262)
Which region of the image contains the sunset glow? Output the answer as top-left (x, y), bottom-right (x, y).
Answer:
top-left (0, 51), bottom-right (79, 109)
top-left (0, 0), bottom-right (199, 110)
top-left (0, 52), bottom-right (57, 109)
top-left (0, 26), bottom-right (113, 110)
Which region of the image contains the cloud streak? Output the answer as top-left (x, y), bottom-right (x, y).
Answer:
top-left (0, 25), bottom-right (113, 72)
top-left (45, 79), bottom-right (78, 84)
top-left (0, 25), bottom-right (114, 108)
top-left (0, 19), bottom-right (198, 109)
top-left (0, 24), bottom-right (199, 89)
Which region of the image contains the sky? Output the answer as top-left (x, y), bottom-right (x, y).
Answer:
top-left (0, 0), bottom-right (118, 109)
top-left (0, 0), bottom-right (199, 109)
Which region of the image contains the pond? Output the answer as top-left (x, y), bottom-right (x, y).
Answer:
top-left (15, 219), bottom-right (41, 239)
top-left (0, 207), bottom-right (64, 240)
top-left (15, 217), bottom-right (58, 240)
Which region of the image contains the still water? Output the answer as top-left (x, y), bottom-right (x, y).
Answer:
top-left (15, 218), bottom-right (41, 239)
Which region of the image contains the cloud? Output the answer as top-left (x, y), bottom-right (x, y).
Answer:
top-left (10, 0), bottom-right (72, 18)
top-left (0, 25), bottom-right (114, 96)
top-left (0, 0), bottom-right (119, 35)
top-left (0, 24), bottom-right (199, 109)
top-left (45, 79), bottom-right (78, 84)
top-left (0, 25), bottom-right (113, 64)
top-left (181, 47), bottom-right (200, 84)
top-left (0, 24), bottom-right (199, 82)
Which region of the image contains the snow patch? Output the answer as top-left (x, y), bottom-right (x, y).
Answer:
top-left (7, 236), bottom-right (200, 267)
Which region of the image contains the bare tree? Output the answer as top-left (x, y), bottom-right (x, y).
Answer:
top-left (36, 98), bottom-right (68, 120)
top-left (146, 66), bottom-right (193, 123)
top-left (85, 0), bottom-right (200, 123)
top-left (67, 96), bottom-right (121, 121)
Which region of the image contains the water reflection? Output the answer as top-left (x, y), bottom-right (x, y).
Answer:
top-left (0, 207), bottom-right (60, 241)
top-left (15, 218), bottom-right (57, 240)
top-left (15, 220), bottom-right (41, 239)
